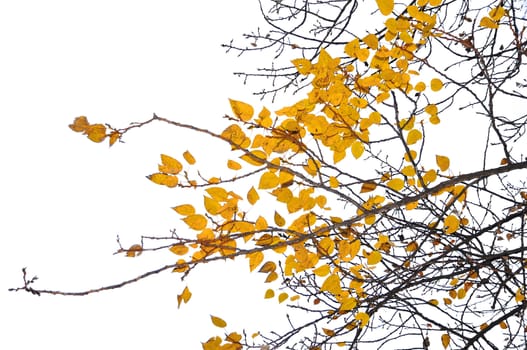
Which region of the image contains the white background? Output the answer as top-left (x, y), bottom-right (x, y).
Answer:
top-left (1, 1), bottom-right (291, 349)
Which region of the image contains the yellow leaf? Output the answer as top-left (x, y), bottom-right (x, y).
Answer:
top-left (322, 328), bottom-right (335, 337)
top-left (429, 299), bottom-right (439, 306)
top-left (126, 244), bottom-right (142, 257)
top-left (206, 187), bottom-right (229, 201)
top-left (457, 287), bottom-right (466, 299)
top-left (329, 176), bottom-right (339, 188)
top-left (414, 81), bottom-right (426, 92)
top-left (480, 16), bottom-right (498, 29)
top-left (430, 78), bottom-right (443, 91)
top-left (210, 315), bottom-right (227, 328)
top-left (321, 273), bottom-right (342, 295)
top-left (274, 211), bottom-right (286, 227)
top-left (313, 264), bottom-right (330, 277)
top-left (159, 154), bottom-right (183, 175)
top-left (177, 286), bottom-right (192, 308)
top-left (240, 150), bottom-right (267, 166)
top-left (375, 0), bottom-right (393, 15)
top-left (444, 214), bottom-right (459, 234)
top-left (183, 214), bottom-right (208, 230)
top-left (203, 196), bottom-right (221, 215)
top-left (362, 33), bottom-right (379, 49)
top-left (291, 58), bottom-right (312, 75)
top-left (436, 155), bottom-right (450, 171)
top-left (247, 186), bottom-right (260, 205)
top-left (318, 237), bottom-right (335, 255)
top-left (172, 204), bottom-right (195, 216)
top-left (86, 124), bottom-right (107, 143)
top-left (259, 171), bottom-right (279, 190)
top-left (351, 140), bottom-right (365, 159)
top-left (182, 150), bottom-right (196, 165)
top-left (69, 116), bottom-right (90, 132)
top-left (355, 312), bottom-right (370, 328)
top-left (500, 321), bottom-right (508, 329)
top-left (387, 178), bottom-right (405, 191)
top-left (246, 251), bottom-right (264, 272)
top-left (490, 6), bottom-right (505, 21)
top-left (229, 99), bottom-right (254, 122)
top-left (350, 239), bottom-right (361, 259)
top-left (441, 333), bottom-right (450, 349)
top-left (169, 244), bottom-right (189, 255)
top-left (367, 250), bottom-right (382, 265)
top-left (278, 292), bottom-right (288, 303)
top-left (264, 289), bottom-right (275, 299)
top-left (255, 216), bottom-right (268, 230)
top-left (227, 159), bottom-right (242, 170)
top-left (406, 129), bottom-right (422, 145)
top-left (148, 173), bottom-right (178, 188)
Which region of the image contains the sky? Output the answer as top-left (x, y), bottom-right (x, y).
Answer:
top-left (0, 1), bottom-right (292, 349)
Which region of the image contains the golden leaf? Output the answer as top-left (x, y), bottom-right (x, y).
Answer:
top-left (227, 159), bottom-right (242, 170)
top-left (210, 315), bottom-right (227, 328)
top-left (366, 250), bottom-right (382, 265)
top-left (430, 78), bottom-right (443, 91)
top-left (406, 241), bottom-right (418, 252)
top-left (259, 171), bottom-right (279, 190)
top-left (69, 116), bottom-right (90, 132)
top-left (355, 312), bottom-right (370, 328)
top-left (321, 273), bottom-right (342, 295)
top-left (360, 182), bottom-right (377, 193)
top-left (183, 214), bottom-right (208, 230)
top-left (387, 178), bottom-right (405, 191)
top-left (291, 58), bottom-right (312, 75)
top-left (108, 131), bottom-right (120, 146)
top-left (274, 211), bottom-right (286, 227)
top-left (169, 244), bottom-right (189, 256)
top-left (278, 292), bottom-right (288, 303)
top-left (240, 150), bottom-right (267, 166)
top-left (229, 99), bottom-right (254, 122)
top-left (126, 244), bottom-right (142, 257)
top-left (375, 0), bottom-right (394, 15)
top-left (247, 251), bottom-right (264, 272)
top-left (436, 155), bottom-right (450, 171)
top-left (441, 333), bottom-right (450, 349)
top-left (259, 261), bottom-right (277, 273)
top-left (148, 173), bottom-right (179, 188)
top-left (351, 140), bottom-right (365, 159)
top-left (313, 264), bottom-right (330, 277)
top-left (177, 286), bottom-right (192, 308)
top-left (406, 129), bottom-right (422, 145)
top-left (172, 204), bottom-right (195, 215)
top-left (264, 289), bottom-right (275, 299)
top-left (159, 154), bottom-right (183, 175)
top-left (479, 16), bottom-right (498, 29)
top-left (182, 150), bottom-right (196, 165)
top-left (86, 124), bottom-right (107, 143)
top-left (444, 214), bottom-right (459, 234)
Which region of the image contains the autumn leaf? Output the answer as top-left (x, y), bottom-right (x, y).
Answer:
top-left (355, 312), bottom-right (370, 328)
top-left (441, 333), bottom-right (450, 348)
top-left (69, 116), bottom-right (90, 132)
top-left (229, 99), bottom-right (254, 122)
top-left (126, 244), bottom-right (142, 257)
top-left (210, 315), bottom-right (227, 328)
top-left (444, 214), bottom-right (459, 234)
top-left (182, 150), bottom-right (196, 165)
top-left (148, 173), bottom-right (179, 188)
top-left (173, 204), bottom-right (195, 215)
top-left (436, 155), bottom-right (450, 171)
top-left (85, 124), bottom-right (107, 143)
top-left (247, 251), bottom-right (264, 272)
top-left (177, 286), bottom-right (192, 308)
top-left (159, 154), bottom-right (183, 175)
top-left (169, 244), bottom-right (189, 256)
top-left (375, 0), bottom-right (393, 16)
top-left (183, 214), bottom-right (208, 230)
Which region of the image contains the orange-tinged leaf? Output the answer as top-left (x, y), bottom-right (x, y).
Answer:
top-left (350, 239), bottom-right (361, 259)
top-left (406, 129), bottom-right (422, 145)
top-left (148, 173), bottom-right (178, 188)
top-left (367, 250), bottom-right (382, 265)
top-left (259, 261), bottom-right (277, 273)
top-left (500, 321), bottom-right (508, 329)
top-left (360, 182), bottom-right (377, 193)
top-left (406, 241), bottom-right (418, 252)
top-left (159, 154), bottom-right (183, 175)
top-left (177, 286), bottom-right (192, 308)
top-left (211, 315), bottom-right (227, 328)
top-left (173, 204), bottom-right (195, 215)
top-left (278, 292), bottom-right (288, 303)
top-left (429, 299), bottom-right (439, 306)
top-left (441, 333), bottom-right (450, 348)
top-left (183, 214), bottom-right (208, 230)
top-left (264, 289), bottom-right (275, 299)
top-left (69, 116), bottom-right (90, 132)
top-left (457, 287), bottom-right (466, 299)
top-left (375, 0), bottom-right (394, 15)
top-left (387, 178), bottom-right (405, 191)
top-left (436, 155), bottom-right (450, 171)
top-left (108, 131), bottom-right (120, 146)
top-left (126, 244), bottom-right (143, 257)
top-left (430, 78), bottom-right (443, 91)
top-left (229, 99), bottom-right (254, 122)
top-left (351, 140), bottom-right (365, 159)
top-left (515, 288), bottom-right (525, 303)
top-left (274, 211), bottom-right (286, 227)
top-left (265, 271), bottom-right (278, 283)
top-left (322, 328), bottom-right (335, 337)
top-left (444, 214), bottom-right (459, 234)
top-left (169, 244), bottom-right (189, 255)
top-left (86, 124), bottom-right (107, 143)
top-left (227, 159), bottom-right (242, 170)
top-left (355, 312), bottom-right (370, 328)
